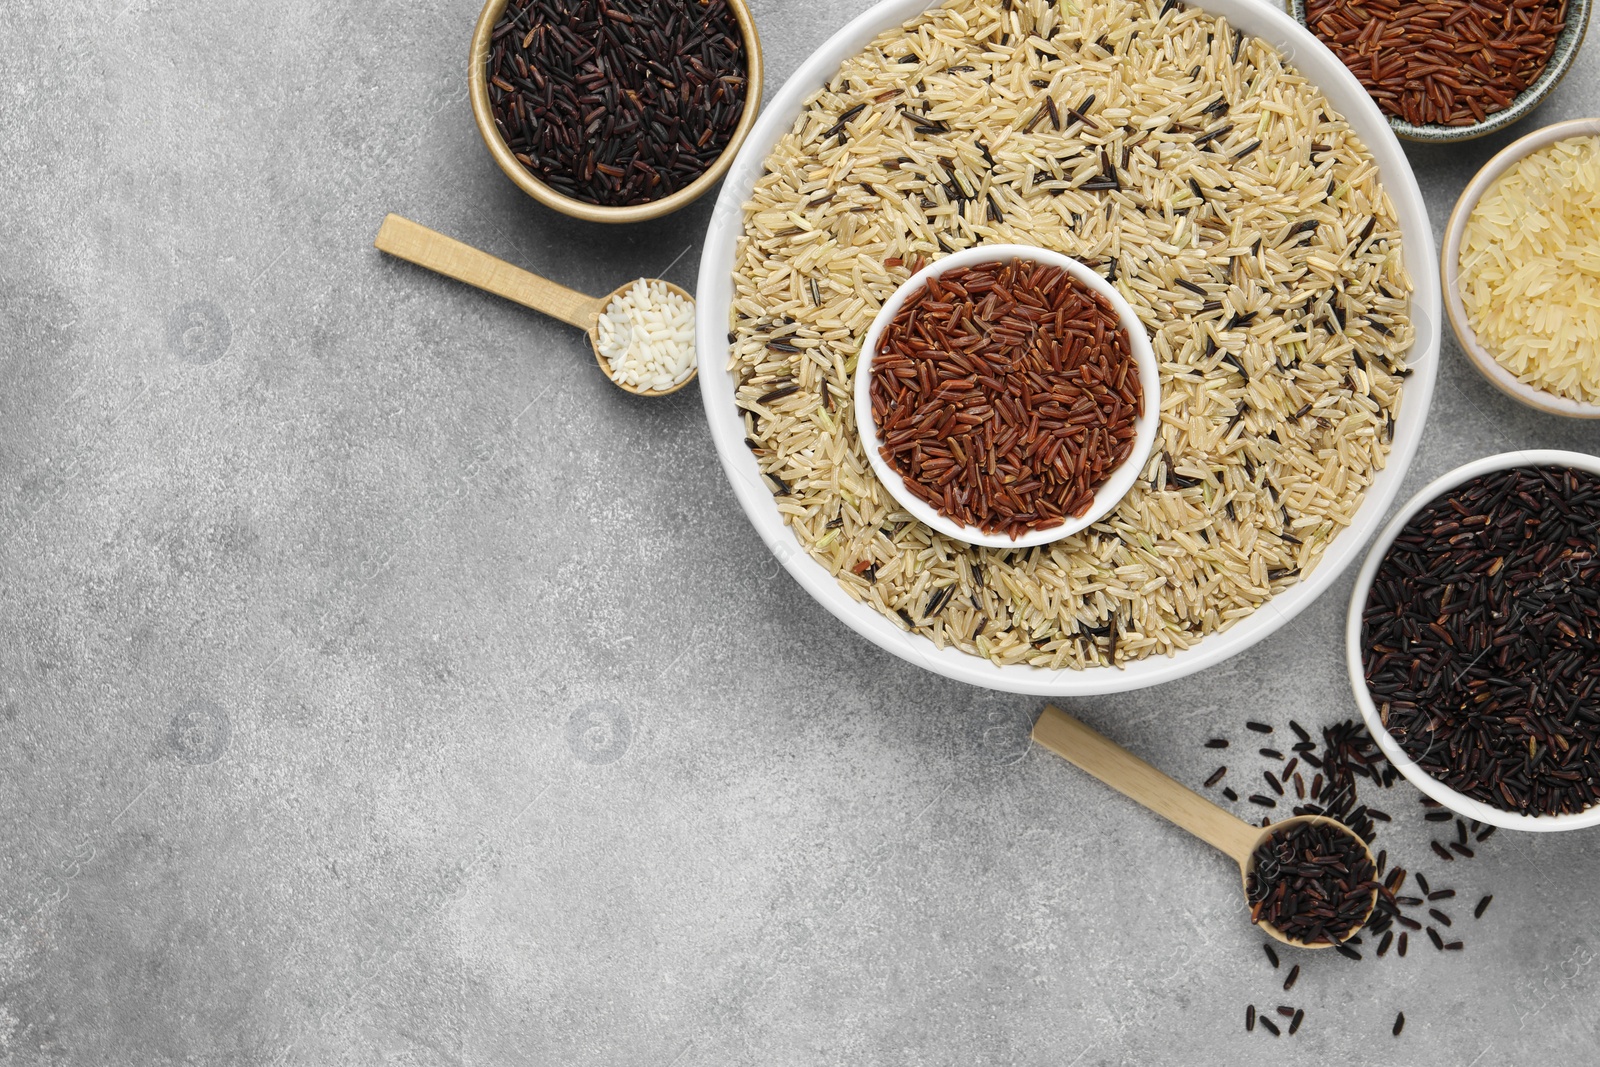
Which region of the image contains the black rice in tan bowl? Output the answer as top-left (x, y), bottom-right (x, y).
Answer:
top-left (1348, 452), bottom-right (1600, 828)
top-left (470, 0), bottom-right (762, 221)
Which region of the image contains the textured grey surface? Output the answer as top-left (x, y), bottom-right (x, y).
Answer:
top-left (3, 1), bottom-right (1600, 1064)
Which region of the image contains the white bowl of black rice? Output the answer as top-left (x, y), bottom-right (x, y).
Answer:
top-left (1346, 450), bottom-right (1600, 831)
top-left (698, 0), bottom-right (1442, 695)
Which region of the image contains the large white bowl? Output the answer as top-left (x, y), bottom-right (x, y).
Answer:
top-left (854, 244), bottom-right (1161, 550)
top-left (1345, 450), bottom-right (1600, 832)
top-left (696, 0), bottom-right (1442, 695)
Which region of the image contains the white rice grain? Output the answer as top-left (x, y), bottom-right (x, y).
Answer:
top-left (597, 280), bottom-right (697, 391)
top-left (1459, 135), bottom-right (1600, 405)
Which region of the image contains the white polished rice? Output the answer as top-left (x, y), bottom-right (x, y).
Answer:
top-left (597, 279), bottom-right (697, 391)
top-left (729, 0), bottom-right (1413, 669)
top-left (1459, 135), bottom-right (1600, 405)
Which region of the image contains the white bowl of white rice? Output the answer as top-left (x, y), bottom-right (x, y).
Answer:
top-left (697, 0), bottom-right (1441, 695)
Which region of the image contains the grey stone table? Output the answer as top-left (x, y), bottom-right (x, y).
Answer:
top-left (3, 1), bottom-right (1599, 1064)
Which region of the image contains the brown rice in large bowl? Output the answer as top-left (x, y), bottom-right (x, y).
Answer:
top-left (718, 0), bottom-right (1424, 676)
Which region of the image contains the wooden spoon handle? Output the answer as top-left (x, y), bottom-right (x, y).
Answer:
top-left (374, 214), bottom-right (605, 330)
top-left (1032, 704), bottom-right (1260, 865)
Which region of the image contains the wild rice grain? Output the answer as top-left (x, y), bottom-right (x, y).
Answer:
top-left (732, 0), bottom-right (1411, 670)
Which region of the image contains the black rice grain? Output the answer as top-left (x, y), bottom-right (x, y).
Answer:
top-left (1248, 821), bottom-right (1378, 945)
top-left (487, 0), bottom-right (748, 207)
top-left (1361, 466), bottom-right (1600, 818)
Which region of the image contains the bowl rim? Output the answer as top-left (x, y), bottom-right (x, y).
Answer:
top-left (1440, 117), bottom-right (1600, 419)
top-left (696, 0), bottom-right (1441, 696)
top-left (851, 244), bottom-right (1162, 550)
top-left (1286, 0), bottom-right (1592, 143)
top-left (1343, 449), bottom-right (1600, 831)
top-left (467, 0), bottom-right (765, 223)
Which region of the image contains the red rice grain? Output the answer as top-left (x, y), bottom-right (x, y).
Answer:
top-left (868, 259), bottom-right (1142, 538)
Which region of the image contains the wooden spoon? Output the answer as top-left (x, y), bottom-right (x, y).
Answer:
top-left (1032, 704), bottom-right (1377, 949)
top-left (373, 214), bottom-right (696, 397)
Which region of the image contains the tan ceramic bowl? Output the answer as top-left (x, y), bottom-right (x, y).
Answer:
top-left (469, 0), bottom-right (763, 223)
top-left (1442, 117), bottom-right (1600, 418)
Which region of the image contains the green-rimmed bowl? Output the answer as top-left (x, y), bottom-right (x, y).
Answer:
top-left (1288, 0), bottom-right (1591, 142)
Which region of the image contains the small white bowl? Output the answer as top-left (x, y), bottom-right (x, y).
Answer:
top-left (1345, 449), bottom-right (1600, 832)
top-left (1442, 117), bottom-right (1600, 419)
top-left (851, 245), bottom-right (1160, 550)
